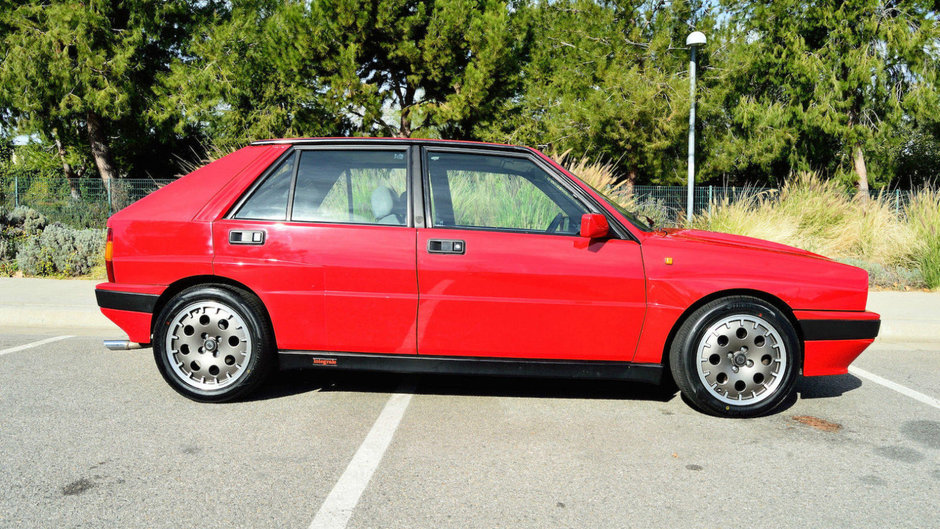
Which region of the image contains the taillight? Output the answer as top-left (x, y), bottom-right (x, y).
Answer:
top-left (105, 227), bottom-right (115, 282)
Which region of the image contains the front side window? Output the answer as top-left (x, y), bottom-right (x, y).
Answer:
top-left (291, 150), bottom-right (408, 225)
top-left (427, 152), bottom-right (589, 235)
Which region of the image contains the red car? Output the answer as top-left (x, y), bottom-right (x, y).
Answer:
top-left (96, 138), bottom-right (880, 417)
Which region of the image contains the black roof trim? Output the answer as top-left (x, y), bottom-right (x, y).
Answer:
top-left (249, 137), bottom-right (533, 154)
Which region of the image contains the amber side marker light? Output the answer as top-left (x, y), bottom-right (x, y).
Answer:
top-left (105, 227), bottom-right (115, 282)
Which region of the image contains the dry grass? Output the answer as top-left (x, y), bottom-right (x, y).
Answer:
top-left (905, 187), bottom-right (940, 288)
top-left (694, 172), bottom-right (939, 290)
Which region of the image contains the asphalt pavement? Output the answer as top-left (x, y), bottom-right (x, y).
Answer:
top-left (0, 331), bottom-right (937, 529)
top-left (0, 278), bottom-right (938, 528)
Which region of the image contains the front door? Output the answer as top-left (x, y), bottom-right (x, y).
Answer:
top-left (416, 150), bottom-right (646, 361)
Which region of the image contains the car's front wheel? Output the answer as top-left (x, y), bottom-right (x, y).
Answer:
top-left (153, 285), bottom-right (274, 402)
top-left (669, 296), bottom-right (800, 418)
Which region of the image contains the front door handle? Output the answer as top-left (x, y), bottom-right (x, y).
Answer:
top-left (229, 230), bottom-right (265, 245)
top-left (427, 239), bottom-right (465, 254)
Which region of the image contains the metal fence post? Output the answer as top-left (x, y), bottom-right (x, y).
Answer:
top-left (708, 185), bottom-right (713, 216)
top-left (107, 178), bottom-right (112, 216)
top-left (13, 174), bottom-right (18, 207)
top-left (895, 189), bottom-right (900, 216)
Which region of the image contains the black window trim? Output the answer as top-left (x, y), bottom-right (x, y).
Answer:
top-left (419, 146), bottom-right (634, 241)
top-left (227, 145), bottom-right (414, 228)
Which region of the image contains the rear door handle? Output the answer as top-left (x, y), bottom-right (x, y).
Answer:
top-left (427, 239), bottom-right (465, 254)
top-left (229, 230), bottom-right (265, 245)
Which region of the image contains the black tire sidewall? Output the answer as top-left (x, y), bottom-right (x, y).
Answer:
top-left (152, 286), bottom-right (272, 402)
top-left (671, 297), bottom-right (801, 418)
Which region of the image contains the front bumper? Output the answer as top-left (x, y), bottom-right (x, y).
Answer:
top-left (796, 310), bottom-right (880, 376)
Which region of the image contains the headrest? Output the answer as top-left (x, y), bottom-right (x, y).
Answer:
top-left (371, 186), bottom-right (395, 218)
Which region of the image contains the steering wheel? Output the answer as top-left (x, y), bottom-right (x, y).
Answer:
top-left (546, 213), bottom-right (566, 234)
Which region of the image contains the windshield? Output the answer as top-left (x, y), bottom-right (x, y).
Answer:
top-left (576, 180), bottom-right (653, 232)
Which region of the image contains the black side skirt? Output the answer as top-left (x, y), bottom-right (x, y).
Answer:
top-left (279, 351), bottom-right (663, 385)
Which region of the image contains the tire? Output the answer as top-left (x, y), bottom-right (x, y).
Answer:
top-left (152, 285), bottom-right (275, 402)
top-left (669, 296), bottom-right (800, 418)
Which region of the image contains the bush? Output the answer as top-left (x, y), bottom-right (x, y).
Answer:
top-left (906, 187), bottom-right (940, 289)
top-left (691, 174), bottom-right (939, 290)
top-left (15, 223), bottom-right (105, 276)
top-left (3, 205), bottom-right (48, 234)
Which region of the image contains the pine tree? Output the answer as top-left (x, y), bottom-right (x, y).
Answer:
top-left (157, 0), bottom-right (525, 142)
top-left (0, 1), bottom-right (201, 183)
top-left (715, 0), bottom-right (940, 191)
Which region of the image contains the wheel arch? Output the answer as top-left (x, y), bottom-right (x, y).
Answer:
top-left (659, 288), bottom-right (804, 372)
top-left (152, 275), bottom-right (275, 342)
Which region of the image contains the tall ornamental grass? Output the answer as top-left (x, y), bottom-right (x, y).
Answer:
top-left (692, 173), bottom-right (939, 290)
top-left (906, 187), bottom-right (940, 289)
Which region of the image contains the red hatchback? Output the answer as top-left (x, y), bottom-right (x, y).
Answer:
top-left (96, 138), bottom-right (880, 417)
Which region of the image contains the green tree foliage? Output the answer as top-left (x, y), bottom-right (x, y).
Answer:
top-left (709, 0), bottom-right (940, 190)
top-left (496, 0), bottom-right (717, 185)
top-left (2, 0), bottom-right (939, 189)
top-left (0, 1), bottom-right (206, 182)
top-left (157, 0), bottom-right (525, 142)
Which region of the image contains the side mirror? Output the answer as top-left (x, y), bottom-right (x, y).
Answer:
top-left (579, 213), bottom-right (609, 239)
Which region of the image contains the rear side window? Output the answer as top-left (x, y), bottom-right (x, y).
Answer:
top-left (233, 155), bottom-right (295, 220)
top-left (291, 150), bottom-right (408, 225)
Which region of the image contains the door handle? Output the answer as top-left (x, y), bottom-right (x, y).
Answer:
top-left (229, 230), bottom-right (265, 245)
top-left (427, 239), bottom-right (465, 254)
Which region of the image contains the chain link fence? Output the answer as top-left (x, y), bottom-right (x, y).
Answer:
top-left (0, 172), bottom-right (919, 229)
top-left (0, 172), bottom-right (175, 228)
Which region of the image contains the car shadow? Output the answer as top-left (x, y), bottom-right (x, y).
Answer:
top-left (797, 373), bottom-right (863, 400)
top-left (248, 368), bottom-right (679, 403)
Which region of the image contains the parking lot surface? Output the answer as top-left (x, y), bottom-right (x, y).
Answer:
top-left (0, 331), bottom-right (937, 529)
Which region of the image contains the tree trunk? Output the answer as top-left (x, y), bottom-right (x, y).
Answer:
top-left (85, 110), bottom-right (118, 184)
top-left (398, 107), bottom-right (412, 138)
top-left (53, 131), bottom-right (80, 200)
top-left (625, 167), bottom-right (638, 195)
top-left (853, 143), bottom-right (869, 201)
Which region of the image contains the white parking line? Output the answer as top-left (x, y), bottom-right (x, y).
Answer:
top-left (0, 335), bottom-right (74, 356)
top-left (849, 366), bottom-right (940, 410)
top-left (309, 385), bottom-right (414, 529)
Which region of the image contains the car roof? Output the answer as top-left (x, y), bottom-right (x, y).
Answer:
top-left (249, 137), bottom-right (534, 154)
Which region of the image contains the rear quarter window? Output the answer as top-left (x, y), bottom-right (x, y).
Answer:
top-left (233, 155), bottom-right (295, 220)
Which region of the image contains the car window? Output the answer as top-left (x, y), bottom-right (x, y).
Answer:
top-left (427, 152), bottom-right (589, 234)
top-left (233, 155), bottom-right (295, 220)
top-left (291, 150), bottom-right (408, 225)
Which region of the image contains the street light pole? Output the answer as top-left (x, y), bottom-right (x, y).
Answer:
top-left (686, 31), bottom-right (706, 223)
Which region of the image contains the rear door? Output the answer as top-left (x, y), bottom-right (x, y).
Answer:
top-left (213, 146), bottom-right (418, 354)
top-left (415, 148), bottom-right (646, 361)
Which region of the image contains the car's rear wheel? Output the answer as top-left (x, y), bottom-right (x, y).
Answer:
top-left (153, 285), bottom-right (274, 402)
top-left (669, 296), bottom-right (800, 418)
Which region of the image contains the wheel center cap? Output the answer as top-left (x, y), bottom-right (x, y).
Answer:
top-left (733, 353), bottom-right (747, 366)
top-left (204, 339), bottom-right (217, 352)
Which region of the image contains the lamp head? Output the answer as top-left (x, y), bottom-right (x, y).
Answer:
top-left (686, 31), bottom-right (706, 47)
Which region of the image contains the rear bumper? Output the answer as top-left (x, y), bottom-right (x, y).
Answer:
top-left (96, 283), bottom-right (162, 345)
top-left (795, 310), bottom-right (880, 376)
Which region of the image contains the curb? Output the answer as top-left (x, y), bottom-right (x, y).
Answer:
top-left (0, 306), bottom-right (117, 332)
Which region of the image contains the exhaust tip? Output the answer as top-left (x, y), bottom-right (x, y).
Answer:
top-left (103, 340), bottom-right (146, 351)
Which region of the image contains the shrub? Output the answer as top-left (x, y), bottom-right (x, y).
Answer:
top-left (15, 223), bottom-right (105, 276)
top-left (3, 205), bottom-right (48, 234)
top-left (905, 187), bottom-right (940, 289)
top-left (691, 173), bottom-right (940, 290)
